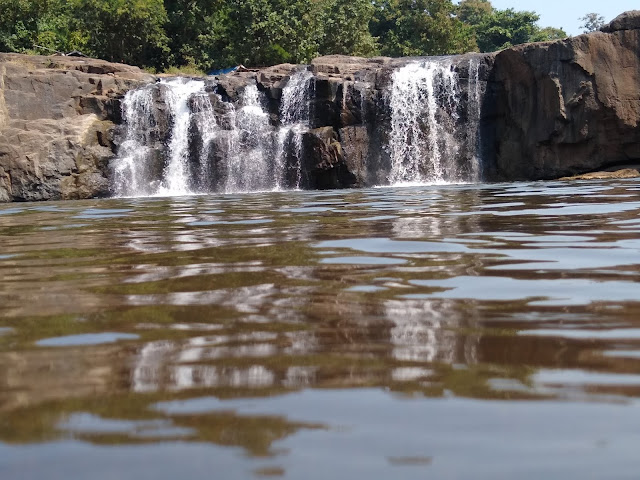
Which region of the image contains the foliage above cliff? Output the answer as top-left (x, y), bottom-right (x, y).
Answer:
top-left (0, 0), bottom-right (567, 70)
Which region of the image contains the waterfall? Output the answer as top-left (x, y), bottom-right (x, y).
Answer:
top-left (158, 78), bottom-right (207, 196)
top-left (191, 91), bottom-right (218, 191)
top-left (113, 78), bottom-right (212, 197)
top-left (113, 74), bottom-right (310, 197)
top-left (112, 85), bottom-right (158, 197)
top-left (467, 57), bottom-right (482, 180)
top-left (275, 69), bottom-right (313, 189)
top-left (387, 57), bottom-right (482, 185)
top-left (224, 85), bottom-right (273, 193)
top-left (111, 57), bottom-right (486, 197)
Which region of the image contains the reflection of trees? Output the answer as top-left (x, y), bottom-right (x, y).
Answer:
top-left (0, 345), bottom-right (124, 415)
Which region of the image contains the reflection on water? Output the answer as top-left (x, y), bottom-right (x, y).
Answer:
top-left (1, 180), bottom-right (640, 478)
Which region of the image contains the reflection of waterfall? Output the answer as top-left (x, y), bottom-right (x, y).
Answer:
top-left (384, 299), bottom-right (478, 366)
top-left (131, 331), bottom-right (318, 392)
top-left (387, 57), bottom-right (483, 185)
top-left (275, 69), bottom-right (314, 189)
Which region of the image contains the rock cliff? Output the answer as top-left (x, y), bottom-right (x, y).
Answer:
top-left (488, 10), bottom-right (640, 180)
top-left (0, 53), bottom-right (154, 201)
top-left (0, 11), bottom-right (638, 201)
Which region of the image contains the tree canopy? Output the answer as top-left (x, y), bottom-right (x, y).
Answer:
top-left (457, 0), bottom-right (567, 52)
top-left (579, 13), bottom-right (605, 33)
top-left (0, 0), bottom-right (569, 71)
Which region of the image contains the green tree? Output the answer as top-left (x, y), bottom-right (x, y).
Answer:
top-left (316, 0), bottom-right (379, 57)
top-left (68, 0), bottom-right (169, 68)
top-left (579, 12), bottom-right (605, 33)
top-left (457, 0), bottom-right (492, 26)
top-left (371, 0), bottom-right (475, 57)
top-left (218, 0), bottom-right (319, 67)
top-left (1, 0), bottom-right (52, 52)
top-left (475, 8), bottom-right (540, 52)
top-left (530, 26), bottom-right (567, 42)
top-left (163, 0), bottom-right (227, 69)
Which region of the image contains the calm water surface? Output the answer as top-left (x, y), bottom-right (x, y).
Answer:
top-left (1, 180), bottom-right (640, 479)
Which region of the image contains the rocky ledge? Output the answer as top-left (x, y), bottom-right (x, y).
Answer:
top-left (0, 53), bottom-right (154, 201)
top-left (1, 10), bottom-right (639, 202)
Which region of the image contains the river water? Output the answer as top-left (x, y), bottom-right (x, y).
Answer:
top-left (1, 180), bottom-right (640, 479)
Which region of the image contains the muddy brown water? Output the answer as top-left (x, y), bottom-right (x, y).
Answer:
top-left (1, 180), bottom-right (640, 479)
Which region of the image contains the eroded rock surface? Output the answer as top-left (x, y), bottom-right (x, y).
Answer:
top-left (0, 53), bottom-right (155, 201)
top-left (489, 14), bottom-right (640, 180)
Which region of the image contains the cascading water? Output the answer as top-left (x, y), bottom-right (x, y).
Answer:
top-left (224, 85), bottom-right (273, 193)
top-left (112, 57), bottom-right (485, 197)
top-left (159, 78), bottom-right (207, 196)
top-left (191, 91), bottom-right (218, 190)
top-left (387, 57), bottom-right (482, 185)
top-left (467, 57), bottom-right (482, 180)
top-left (275, 69), bottom-right (314, 189)
top-left (113, 78), bottom-right (213, 197)
top-left (113, 74), bottom-right (309, 197)
top-left (112, 86), bottom-right (158, 197)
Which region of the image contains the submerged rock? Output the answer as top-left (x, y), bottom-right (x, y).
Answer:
top-left (560, 168), bottom-right (640, 180)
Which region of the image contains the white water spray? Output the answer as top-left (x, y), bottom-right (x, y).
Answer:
top-left (275, 69), bottom-right (313, 189)
top-left (158, 78), bottom-right (206, 196)
top-left (224, 85), bottom-right (273, 193)
top-left (112, 86), bottom-right (157, 196)
top-left (467, 57), bottom-right (482, 180)
top-left (387, 57), bottom-right (482, 185)
top-left (191, 91), bottom-right (218, 188)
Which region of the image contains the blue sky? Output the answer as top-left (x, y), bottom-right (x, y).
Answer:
top-left (457, 1), bottom-right (638, 36)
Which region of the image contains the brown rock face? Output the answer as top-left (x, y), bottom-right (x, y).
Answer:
top-left (1, 11), bottom-right (639, 201)
top-left (0, 53), bottom-right (154, 201)
top-left (301, 126), bottom-right (357, 189)
top-left (601, 10), bottom-right (640, 33)
top-left (560, 168), bottom-right (640, 180)
top-left (489, 13), bottom-right (640, 180)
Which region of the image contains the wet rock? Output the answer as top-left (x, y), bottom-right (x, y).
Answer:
top-left (301, 126), bottom-right (356, 189)
top-left (339, 125), bottom-right (369, 186)
top-left (560, 168), bottom-right (640, 180)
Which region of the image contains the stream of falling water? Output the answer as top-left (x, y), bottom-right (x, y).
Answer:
top-left (467, 57), bottom-right (482, 180)
top-left (113, 72), bottom-right (314, 197)
top-left (113, 59), bottom-right (483, 197)
top-left (387, 57), bottom-right (482, 185)
top-left (224, 85), bottom-right (273, 193)
top-left (112, 85), bottom-right (157, 197)
top-left (158, 79), bottom-right (207, 196)
top-left (191, 91), bottom-right (218, 191)
top-left (275, 69), bottom-right (313, 189)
